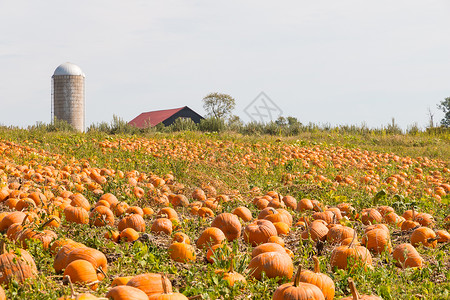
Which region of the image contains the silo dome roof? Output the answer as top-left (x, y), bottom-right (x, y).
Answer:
top-left (53, 62), bottom-right (85, 77)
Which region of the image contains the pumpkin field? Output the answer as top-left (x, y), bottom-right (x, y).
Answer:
top-left (0, 128), bottom-right (449, 299)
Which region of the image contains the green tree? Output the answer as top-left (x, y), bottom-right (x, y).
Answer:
top-left (202, 92), bottom-right (236, 119)
top-left (438, 97), bottom-right (450, 127)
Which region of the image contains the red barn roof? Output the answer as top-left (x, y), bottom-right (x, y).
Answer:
top-left (129, 106), bottom-right (203, 128)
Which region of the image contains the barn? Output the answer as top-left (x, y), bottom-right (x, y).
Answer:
top-left (128, 106), bottom-right (204, 128)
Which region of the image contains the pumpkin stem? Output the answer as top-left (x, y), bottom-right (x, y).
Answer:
top-left (0, 240), bottom-right (6, 255)
top-left (412, 207), bottom-right (416, 221)
top-left (332, 212), bottom-right (337, 224)
top-left (161, 274), bottom-right (169, 294)
top-left (97, 266), bottom-right (107, 278)
top-left (348, 230), bottom-right (357, 248)
top-left (347, 278), bottom-right (361, 300)
top-left (39, 217), bottom-right (57, 231)
top-left (312, 256), bottom-right (320, 273)
top-left (293, 265), bottom-right (302, 287)
top-left (313, 202), bottom-right (323, 212)
top-left (63, 275), bottom-right (75, 298)
top-left (228, 254), bottom-right (237, 273)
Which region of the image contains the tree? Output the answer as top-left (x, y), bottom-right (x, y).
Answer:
top-left (437, 97), bottom-right (450, 127)
top-left (202, 92), bottom-right (236, 119)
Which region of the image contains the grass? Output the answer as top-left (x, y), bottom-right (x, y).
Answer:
top-left (0, 127), bottom-right (448, 299)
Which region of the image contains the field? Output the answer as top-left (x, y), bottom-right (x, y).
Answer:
top-left (0, 127), bottom-right (449, 299)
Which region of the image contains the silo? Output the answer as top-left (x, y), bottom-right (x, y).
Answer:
top-left (51, 62), bottom-right (85, 131)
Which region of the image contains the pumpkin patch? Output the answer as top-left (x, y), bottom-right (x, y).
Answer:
top-left (0, 129), bottom-right (448, 299)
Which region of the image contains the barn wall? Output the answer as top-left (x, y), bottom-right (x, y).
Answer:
top-left (162, 107), bottom-right (204, 126)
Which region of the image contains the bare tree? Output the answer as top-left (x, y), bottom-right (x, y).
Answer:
top-left (427, 107), bottom-right (435, 128)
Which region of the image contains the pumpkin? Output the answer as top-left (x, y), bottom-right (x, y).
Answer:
top-left (119, 228), bottom-right (140, 243)
top-left (106, 285), bottom-right (149, 300)
top-left (151, 218), bottom-right (173, 235)
top-left (436, 230), bottom-right (450, 243)
top-left (392, 243), bottom-right (423, 268)
top-left (272, 265), bottom-right (325, 300)
top-left (111, 202), bottom-right (129, 217)
top-left (340, 278), bottom-right (382, 300)
top-left (221, 260), bottom-right (246, 287)
top-left (69, 193), bottom-right (91, 211)
top-left (265, 209), bottom-right (293, 227)
top-left (64, 206), bottom-right (89, 224)
top-left (401, 220), bottom-right (420, 231)
top-left (51, 238), bottom-right (82, 255)
top-left (312, 211), bottom-right (336, 225)
top-left (301, 220), bottom-right (329, 242)
top-left (196, 227), bottom-right (226, 249)
top-left (297, 198), bottom-right (314, 212)
top-left (0, 286), bottom-right (5, 300)
top-left (168, 241), bottom-right (196, 263)
top-left (127, 273), bottom-right (172, 296)
top-left (18, 228), bottom-right (58, 250)
top-left (169, 194), bottom-right (189, 207)
top-left (148, 274), bottom-right (189, 299)
top-left (65, 247), bottom-right (108, 280)
top-left (273, 222), bottom-right (290, 235)
top-left (211, 213), bottom-right (242, 241)
top-left (0, 211), bottom-right (27, 232)
top-left (383, 212), bottom-right (400, 225)
top-left (111, 276), bottom-right (134, 287)
top-left (63, 260), bottom-right (99, 290)
top-left (244, 219), bottom-right (278, 246)
top-left (192, 188), bottom-right (207, 201)
top-left (282, 195), bottom-right (297, 210)
top-left (377, 205), bottom-right (395, 216)
top-left (172, 232), bottom-right (191, 244)
top-left (89, 206), bottom-right (114, 227)
top-left (248, 251), bottom-right (293, 280)
top-left (410, 227), bottom-right (437, 248)
top-left (15, 198), bottom-right (37, 211)
top-left (327, 225), bottom-right (355, 245)
top-left (251, 243), bottom-right (286, 258)
top-left (198, 207), bottom-right (215, 218)
top-left (415, 213), bottom-right (435, 228)
top-left (360, 209), bottom-right (382, 225)
top-left (268, 236), bottom-right (285, 247)
top-left (232, 206), bottom-right (253, 222)
top-left (105, 230), bottom-right (120, 243)
top-left (361, 228), bottom-right (392, 254)
top-left (0, 242), bottom-right (37, 284)
top-left (28, 191), bottom-right (47, 206)
top-left (157, 207), bottom-right (179, 221)
top-left (118, 214), bottom-right (146, 232)
top-left (298, 256), bottom-right (335, 300)
top-left (330, 235), bottom-right (372, 270)
top-left (54, 243), bottom-right (87, 273)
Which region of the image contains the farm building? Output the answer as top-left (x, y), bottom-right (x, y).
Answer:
top-left (129, 106), bottom-right (204, 128)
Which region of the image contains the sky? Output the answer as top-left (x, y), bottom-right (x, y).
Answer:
top-left (1, 0), bottom-right (449, 130)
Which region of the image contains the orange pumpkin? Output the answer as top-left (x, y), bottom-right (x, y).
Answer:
top-left (63, 260), bottom-right (98, 290)
top-left (243, 219), bottom-right (278, 246)
top-left (273, 265), bottom-right (325, 300)
top-left (106, 285), bottom-right (149, 300)
top-left (127, 273), bottom-right (172, 297)
top-left (211, 213), bottom-right (242, 241)
top-left (298, 256), bottom-right (335, 300)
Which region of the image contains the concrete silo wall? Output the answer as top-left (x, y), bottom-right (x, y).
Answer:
top-left (53, 75), bottom-right (84, 131)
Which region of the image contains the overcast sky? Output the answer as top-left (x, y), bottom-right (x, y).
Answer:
top-left (1, 0), bottom-right (449, 130)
